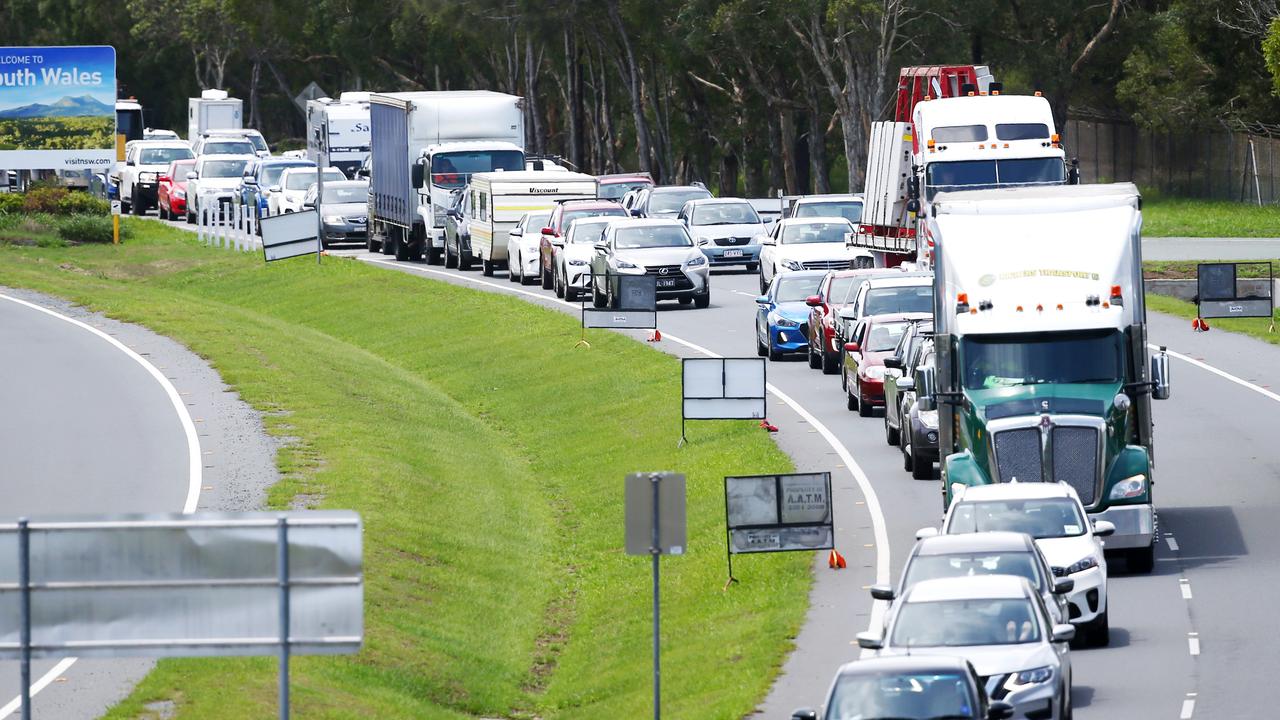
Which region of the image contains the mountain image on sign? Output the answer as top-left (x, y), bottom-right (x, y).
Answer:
top-left (0, 94), bottom-right (114, 150)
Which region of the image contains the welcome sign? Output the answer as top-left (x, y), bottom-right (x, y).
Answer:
top-left (0, 46), bottom-right (116, 171)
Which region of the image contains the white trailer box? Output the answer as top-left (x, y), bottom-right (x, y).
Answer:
top-left (306, 96), bottom-right (372, 177)
top-left (465, 170), bottom-right (597, 273)
top-left (187, 89), bottom-right (243, 140)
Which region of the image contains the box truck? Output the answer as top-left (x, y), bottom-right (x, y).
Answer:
top-left (306, 92), bottom-right (372, 178)
top-left (368, 91), bottom-right (525, 263)
top-left (187, 89), bottom-right (243, 140)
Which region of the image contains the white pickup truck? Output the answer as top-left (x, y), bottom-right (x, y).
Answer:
top-left (119, 140), bottom-right (194, 216)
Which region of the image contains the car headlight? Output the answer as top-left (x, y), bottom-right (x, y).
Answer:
top-left (686, 254), bottom-right (707, 267)
top-left (767, 312), bottom-right (799, 328)
top-left (1064, 555), bottom-right (1099, 575)
top-left (862, 366), bottom-right (886, 380)
top-left (323, 215), bottom-right (344, 224)
top-left (1109, 473), bottom-right (1147, 500)
top-left (139, 172), bottom-right (156, 183)
top-left (781, 259), bottom-right (803, 270)
top-left (918, 409), bottom-right (938, 428)
top-left (617, 259), bottom-right (638, 269)
top-left (1009, 665), bottom-right (1054, 687)
top-left (568, 259), bottom-right (588, 266)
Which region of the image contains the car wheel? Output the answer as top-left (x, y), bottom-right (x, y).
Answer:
top-left (694, 291), bottom-right (710, 309)
top-left (366, 233), bottom-right (380, 253)
top-left (482, 257), bottom-right (495, 276)
top-left (1127, 544), bottom-right (1155, 574)
top-left (807, 339), bottom-right (821, 369)
top-left (540, 260), bottom-right (554, 290)
top-left (821, 346), bottom-right (838, 375)
top-left (759, 272), bottom-right (768, 294)
top-left (910, 442), bottom-right (931, 480)
top-left (592, 280), bottom-right (606, 308)
top-left (426, 245), bottom-right (443, 265)
top-left (768, 344), bottom-right (782, 361)
top-left (846, 381), bottom-right (858, 412)
top-left (508, 252), bottom-right (520, 282)
top-left (756, 332), bottom-right (768, 357)
top-left (902, 437), bottom-right (914, 472)
top-left (131, 188), bottom-right (144, 216)
top-left (746, 262), bottom-right (758, 272)
top-left (394, 234), bottom-right (411, 261)
top-left (1087, 611), bottom-right (1110, 648)
top-left (857, 381), bottom-right (872, 417)
top-left (885, 413), bottom-right (899, 446)
top-left (554, 267), bottom-right (566, 298)
top-left (443, 237), bottom-right (457, 266)
top-left (458, 241), bottom-right (473, 270)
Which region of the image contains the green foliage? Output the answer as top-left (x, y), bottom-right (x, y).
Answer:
top-left (56, 214), bottom-right (118, 243)
top-left (1265, 16), bottom-right (1280, 97)
top-left (0, 117), bottom-right (114, 151)
top-left (1142, 196), bottom-right (1280, 237)
top-left (57, 192), bottom-right (110, 216)
top-left (0, 193), bottom-right (22, 215)
top-left (1116, 11), bottom-right (1213, 130)
top-left (20, 187), bottom-right (70, 214)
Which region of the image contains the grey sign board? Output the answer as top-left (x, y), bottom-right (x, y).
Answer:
top-left (1196, 262), bottom-right (1274, 320)
top-left (724, 473), bottom-right (833, 555)
top-left (624, 473), bottom-right (686, 556)
top-left (0, 512), bottom-right (362, 659)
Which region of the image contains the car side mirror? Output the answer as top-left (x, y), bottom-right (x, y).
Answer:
top-left (988, 701), bottom-right (1015, 720)
top-left (854, 631), bottom-right (883, 651)
top-left (915, 527), bottom-right (939, 540)
top-left (509, 227), bottom-right (523, 237)
top-left (804, 295), bottom-right (822, 307)
top-left (843, 342), bottom-right (860, 353)
top-left (552, 238), bottom-right (565, 247)
top-left (1051, 623), bottom-right (1076, 644)
top-left (243, 177), bottom-right (257, 185)
top-left (269, 185), bottom-right (281, 193)
top-left (884, 357), bottom-right (903, 370)
top-left (1151, 348), bottom-right (1171, 400)
top-left (1092, 520), bottom-right (1116, 538)
top-left (126, 159), bottom-right (135, 166)
top-left (755, 296), bottom-right (769, 304)
top-left (790, 709), bottom-right (818, 720)
top-left (411, 163), bottom-right (425, 189)
top-left (541, 227), bottom-right (555, 236)
top-left (630, 208), bottom-right (642, 217)
top-left (593, 242), bottom-right (607, 252)
top-left (157, 175), bottom-right (169, 183)
top-left (869, 584), bottom-right (896, 601)
top-left (303, 201), bottom-right (315, 210)
top-left (897, 377), bottom-right (915, 391)
top-left (1052, 577), bottom-right (1074, 595)
top-left (760, 237), bottom-right (775, 245)
top-left (186, 172), bottom-right (198, 181)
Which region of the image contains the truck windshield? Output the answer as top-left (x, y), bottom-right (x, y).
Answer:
top-left (431, 150), bottom-right (524, 189)
top-left (961, 329), bottom-right (1123, 390)
top-left (925, 158), bottom-right (1065, 199)
top-left (793, 200), bottom-right (863, 224)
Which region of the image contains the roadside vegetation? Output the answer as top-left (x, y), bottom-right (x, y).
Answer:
top-left (0, 186), bottom-right (120, 246)
top-left (1146, 294), bottom-right (1280, 347)
top-left (1141, 196), bottom-right (1280, 238)
top-left (0, 219), bottom-right (807, 719)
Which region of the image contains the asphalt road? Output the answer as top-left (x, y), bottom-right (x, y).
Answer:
top-left (316, 240), bottom-right (1280, 720)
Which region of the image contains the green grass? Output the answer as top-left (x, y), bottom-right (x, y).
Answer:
top-left (1144, 259), bottom-right (1280, 279)
top-left (1147, 293), bottom-right (1280, 346)
top-left (0, 220), bottom-right (809, 719)
top-left (1141, 196), bottom-right (1280, 238)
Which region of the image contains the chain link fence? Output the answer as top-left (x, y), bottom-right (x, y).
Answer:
top-left (1065, 115), bottom-right (1280, 204)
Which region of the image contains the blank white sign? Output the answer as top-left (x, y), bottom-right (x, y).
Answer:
top-left (682, 358), bottom-right (766, 420)
top-left (261, 210), bottom-right (319, 262)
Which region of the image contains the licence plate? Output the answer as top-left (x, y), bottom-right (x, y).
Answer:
top-left (723, 249), bottom-right (743, 258)
top-left (657, 278), bottom-right (679, 288)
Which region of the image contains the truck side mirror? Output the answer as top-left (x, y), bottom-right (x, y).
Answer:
top-left (1151, 348), bottom-right (1171, 400)
top-left (1068, 158), bottom-right (1081, 185)
top-left (411, 163), bottom-right (425, 189)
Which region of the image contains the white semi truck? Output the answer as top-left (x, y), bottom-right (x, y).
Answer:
top-left (306, 92), bottom-right (372, 178)
top-left (187, 89), bottom-right (243, 140)
top-left (368, 91), bottom-right (525, 263)
top-left (926, 183), bottom-right (1170, 573)
top-left (855, 65), bottom-right (1074, 267)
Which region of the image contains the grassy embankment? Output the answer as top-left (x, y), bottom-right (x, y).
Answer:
top-left (0, 220), bottom-right (809, 719)
top-left (1141, 196), bottom-right (1280, 238)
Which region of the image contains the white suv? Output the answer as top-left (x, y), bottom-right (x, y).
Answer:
top-left (927, 482), bottom-right (1114, 647)
top-left (119, 141), bottom-right (194, 216)
top-left (757, 217), bottom-right (873, 293)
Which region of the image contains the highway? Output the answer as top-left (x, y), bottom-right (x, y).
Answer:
top-left (321, 244), bottom-right (1280, 720)
top-left (0, 292), bottom-right (200, 718)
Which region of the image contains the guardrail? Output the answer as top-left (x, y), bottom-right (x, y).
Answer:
top-left (196, 199), bottom-right (260, 253)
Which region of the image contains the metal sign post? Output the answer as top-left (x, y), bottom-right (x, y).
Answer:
top-left (624, 473), bottom-right (686, 720)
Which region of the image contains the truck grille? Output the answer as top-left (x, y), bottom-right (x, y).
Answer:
top-left (801, 260), bottom-right (854, 270)
top-left (713, 236), bottom-right (751, 246)
top-left (1053, 426), bottom-right (1099, 505)
top-left (994, 428), bottom-right (1042, 483)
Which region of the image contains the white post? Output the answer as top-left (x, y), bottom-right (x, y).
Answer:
top-left (197, 202), bottom-right (206, 245)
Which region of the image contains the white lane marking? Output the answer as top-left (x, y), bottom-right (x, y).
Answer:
top-left (1188, 633), bottom-right (1200, 656)
top-left (1180, 695), bottom-right (1196, 719)
top-left (1179, 578), bottom-right (1193, 600)
top-left (1166, 535), bottom-right (1180, 552)
top-left (362, 257), bottom-right (892, 628)
top-left (1152, 344), bottom-right (1280, 404)
top-left (0, 294), bottom-right (202, 718)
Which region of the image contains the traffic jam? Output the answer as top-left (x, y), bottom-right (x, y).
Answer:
top-left (110, 65), bottom-right (1170, 720)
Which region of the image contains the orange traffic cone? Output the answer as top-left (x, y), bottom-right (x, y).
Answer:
top-left (647, 329), bottom-right (662, 342)
top-left (1192, 317), bottom-right (1210, 332)
top-left (759, 419), bottom-right (779, 432)
top-left (828, 549), bottom-right (847, 569)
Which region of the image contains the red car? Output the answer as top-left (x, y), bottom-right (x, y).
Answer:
top-left (157, 159), bottom-right (196, 221)
top-left (597, 172), bottom-right (653, 202)
top-left (842, 312), bottom-right (930, 417)
top-left (538, 200), bottom-right (628, 289)
top-left (805, 268), bottom-right (897, 375)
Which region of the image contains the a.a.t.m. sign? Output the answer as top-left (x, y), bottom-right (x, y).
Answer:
top-left (0, 46), bottom-right (116, 171)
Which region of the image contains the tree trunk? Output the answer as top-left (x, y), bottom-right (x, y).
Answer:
top-left (248, 58), bottom-right (261, 129)
top-left (779, 109), bottom-right (799, 195)
top-left (606, 0), bottom-right (653, 175)
top-left (804, 81), bottom-right (831, 193)
top-left (719, 150), bottom-right (740, 197)
top-left (565, 28), bottom-right (585, 170)
top-left (525, 36), bottom-right (545, 156)
top-left (767, 114), bottom-right (786, 195)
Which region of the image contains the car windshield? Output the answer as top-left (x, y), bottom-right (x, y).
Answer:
top-left (904, 551), bottom-right (1043, 592)
top-left (825, 672), bottom-right (978, 720)
top-left (168, 161), bottom-right (195, 179)
top-left (650, 189), bottom-right (710, 214)
top-left (775, 275), bottom-right (825, 302)
top-left (615, 226), bottom-right (692, 249)
top-left (828, 276), bottom-right (866, 305)
top-left (866, 321), bottom-right (909, 352)
top-left (948, 498), bottom-right (1088, 539)
top-left (244, 134), bottom-right (268, 152)
top-left (563, 207), bottom-right (626, 227)
top-left (322, 185), bottom-right (367, 203)
top-left (200, 159), bottom-right (248, 178)
top-left (285, 170), bottom-right (344, 190)
top-left (140, 147), bottom-right (193, 165)
top-left (691, 202), bottom-right (760, 226)
top-left (599, 180), bottom-right (651, 200)
top-left (263, 164), bottom-right (309, 186)
top-left (430, 150), bottom-right (524, 189)
top-left (204, 141), bottom-right (255, 156)
top-left (781, 222), bottom-right (848, 244)
top-left (793, 200), bottom-right (863, 224)
top-left (925, 158), bottom-right (1065, 199)
top-left (864, 286), bottom-right (933, 316)
top-left (892, 597), bottom-right (1041, 647)
top-left (523, 212), bottom-right (552, 231)
top-left (568, 220), bottom-right (612, 244)
top-left (961, 329), bottom-right (1123, 390)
